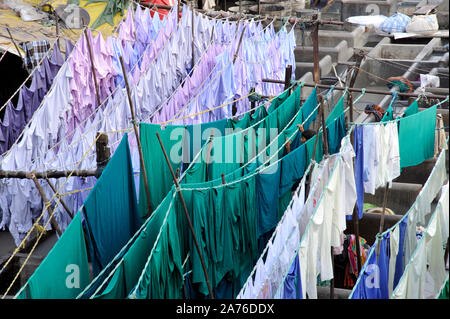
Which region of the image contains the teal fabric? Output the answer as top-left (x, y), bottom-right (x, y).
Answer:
top-left (139, 123), bottom-right (185, 217)
top-left (256, 164), bottom-right (281, 238)
top-left (15, 213), bottom-right (90, 299)
top-left (300, 87), bottom-right (318, 130)
top-left (89, 190), bottom-right (175, 299)
top-left (83, 133), bottom-right (141, 276)
top-left (279, 143), bottom-right (307, 195)
top-left (403, 100), bottom-right (419, 118)
top-left (398, 105), bottom-right (437, 168)
top-left (325, 94), bottom-right (344, 126)
top-left (326, 113), bottom-right (346, 154)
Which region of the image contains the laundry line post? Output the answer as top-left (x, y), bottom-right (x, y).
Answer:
top-left (192, 7), bottom-right (195, 68)
top-left (6, 27), bottom-right (29, 73)
top-left (376, 183), bottom-right (390, 262)
top-left (318, 94), bottom-right (329, 156)
top-left (318, 93), bottom-right (334, 298)
top-left (312, 14), bottom-right (320, 84)
top-left (155, 132), bottom-right (215, 299)
top-left (29, 173), bottom-right (62, 237)
top-left (205, 132), bottom-right (215, 179)
top-left (284, 65), bottom-right (293, 92)
top-left (44, 177), bottom-right (74, 220)
top-left (345, 63), bottom-right (363, 274)
top-left (84, 29), bottom-right (101, 107)
top-left (119, 56), bottom-right (153, 219)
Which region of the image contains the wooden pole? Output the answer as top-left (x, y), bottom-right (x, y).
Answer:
top-left (55, 12), bottom-right (60, 52)
top-left (260, 80), bottom-right (449, 100)
top-left (6, 27), bottom-right (29, 73)
top-left (376, 183), bottom-right (390, 262)
top-left (319, 94), bottom-right (329, 156)
top-left (30, 174), bottom-right (62, 237)
top-left (84, 29), bottom-right (101, 107)
top-left (0, 170), bottom-right (97, 179)
top-left (221, 173), bottom-right (226, 185)
top-left (233, 25), bottom-right (247, 64)
top-left (44, 177), bottom-right (74, 219)
top-left (192, 8), bottom-right (195, 68)
top-left (119, 56), bottom-right (153, 219)
top-left (284, 65), bottom-right (293, 92)
top-left (312, 14), bottom-right (320, 84)
top-left (205, 132), bottom-right (215, 180)
top-left (155, 132), bottom-right (215, 299)
top-left (258, 0), bottom-right (261, 15)
top-left (348, 50), bottom-right (365, 89)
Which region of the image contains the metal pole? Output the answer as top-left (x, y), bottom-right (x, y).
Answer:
top-left (84, 29), bottom-right (101, 107)
top-left (30, 173), bottom-right (62, 237)
top-left (155, 132), bottom-right (215, 299)
top-left (119, 56), bottom-right (153, 219)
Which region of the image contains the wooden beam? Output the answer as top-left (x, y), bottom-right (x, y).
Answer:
top-left (156, 132), bottom-right (215, 299)
top-left (119, 56), bottom-right (153, 219)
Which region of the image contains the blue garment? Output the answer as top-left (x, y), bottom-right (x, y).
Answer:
top-left (326, 113), bottom-right (346, 155)
top-left (394, 215), bottom-right (408, 289)
top-left (256, 165), bottom-right (281, 238)
top-left (300, 87), bottom-right (318, 130)
top-left (279, 143), bottom-right (307, 196)
top-left (350, 125), bottom-right (364, 220)
top-left (82, 134), bottom-right (141, 276)
top-left (351, 235), bottom-right (390, 299)
top-left (283, 254), bottom-right (303, 299)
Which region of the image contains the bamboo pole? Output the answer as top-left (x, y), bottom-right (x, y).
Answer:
top-left (30, 174), bottom-right (62, 237)
top-left (376, 184), bottom-right (390, 262)
top-left (44, 177), bottom-right (74, 219)
top-left (156, 132), bottom-right (215, 298)
top-left (84, 29), bottom-right (101, 107)
top-left (6, 27), bottom-right (29, 73)
top-left (119, 56), bottom-right (153, 219)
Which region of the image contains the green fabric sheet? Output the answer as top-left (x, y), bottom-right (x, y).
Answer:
top-left (15, 213), bottom-right (90, 299)
top-left (398, 105), bottom-right (436, 168)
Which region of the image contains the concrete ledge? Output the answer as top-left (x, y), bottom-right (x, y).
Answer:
top-left (317, 286), bottom-right (352, 299)
top-left (346, 212), bottom-right (403, 246)
top-left (363, 182), bottom-right (422, 216)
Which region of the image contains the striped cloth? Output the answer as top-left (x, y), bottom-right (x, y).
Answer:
top-left (379, 13), bottom-right (411, 34)
top-left (19, 40), bottom-right (50, 71)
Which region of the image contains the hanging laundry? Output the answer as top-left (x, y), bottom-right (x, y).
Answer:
top-left (82, 133), bottom-right (141, 276)
top-left (398, 105), bottom-right (436, 168)
top-left (15, 213), bottom-right (90, 299)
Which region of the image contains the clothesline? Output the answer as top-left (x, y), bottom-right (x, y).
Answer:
top-left (1, 5), bottom-right (180, 169)
top-left (272, 128), bottom-right (354, 298)
top-left (1, 197), bottom-right (63, 299)
top-left (0, 35), bottom-right (63, 115)
top-left (363, 53), bottom-right (449, 79)
top-left (0, 132), bottom-right (103, 299)
top-left (179, 88), bottom-right (339, 192)
top-left (0, 44), bottom-right (12, 63)
top-left (349, 135), bottom-right (449, 299)
top-left (9, 6), bottom-right (287, 173)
